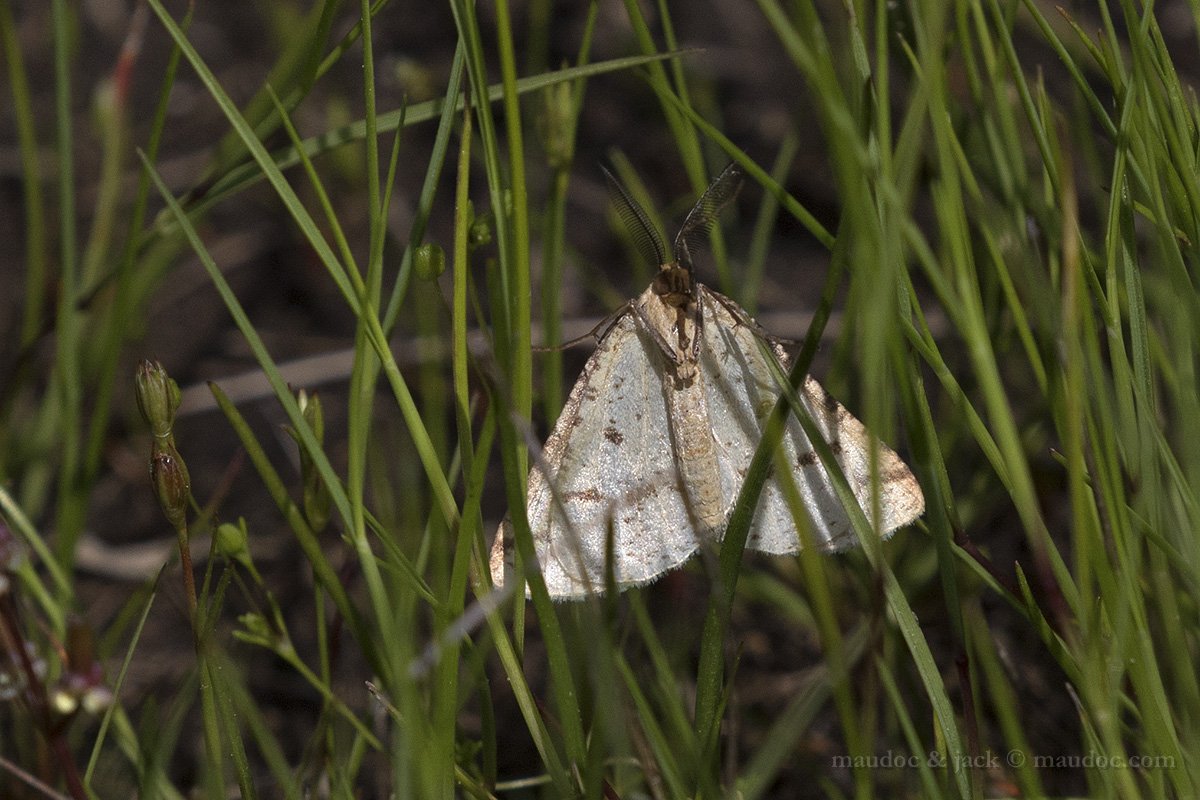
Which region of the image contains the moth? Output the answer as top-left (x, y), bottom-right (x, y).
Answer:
top-left (490, 163), bottom-right (924, 599)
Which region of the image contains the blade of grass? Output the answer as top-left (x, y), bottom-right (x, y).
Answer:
top-left (49, 0), bottom-right (84, 570)
top-left (185, 53), bottom-right (686, 230)
top-left (84, 572), bottom-right (159, 788)
top-left (0, 0), bottom-right (48, 347)
top-left (537, 6), bottom-right (596, 423)
top-left (616, 653), bottom-right (690, 798)
top-left (874, 657), bottom-right (944, 800)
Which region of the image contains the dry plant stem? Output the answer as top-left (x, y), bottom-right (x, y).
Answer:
top-left (176, 524), bottom-right (198, 628)
top-left (0, 752), bottom-right (75, 800)
top-left (0, 593), bottom-right (87, 799)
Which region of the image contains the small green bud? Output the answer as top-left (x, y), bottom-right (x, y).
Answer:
top-left (297, 389), bottom-right (324, 443)
top-left (393, 56), bottom-right (437, 103)
top-left (414, 242), bottom-right (446, 280)
top-left (135, 360), bottom-right (181, 440)
top-left (285, 390), bottom-right (324, 457)
top-left (150, 443), bottom-right (190, 529)
top-left (324, 96), bottom-right (364, 181)
top-left (237, 612), bottom-right (274, 644)
top-left (214, 520), bottom-right (249, 560)
top-left (293, 390), bottom-right (332, 532)
top-left (540, 78), bottom-right (576, 169)
top-left (303, 470), bottom-right (331, 533)
top-left (235, 611), bottom-right (293, 655)
top-left (469, 208), bottom-right (493, 251)
top-left (216, 518), bottom-right (263, 582)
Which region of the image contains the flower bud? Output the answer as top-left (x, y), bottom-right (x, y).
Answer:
top-left (295, 391), bottom-right (331, 532)
top-left (414, 242), bottom-right (446, 280)
top-left (468, 205), bottom-right (493, 251)
top-left (150, 443), bottom-right (190, 529)
top-left (540, 78), bottom-right (576, 169)
top-left (214, 520), bottom-right (249, 560)
top-left (135, 360), bottom-right (181, 440)
top-left (215, 518), bottom-right (263, 582)
top-left (303, 468), bottom-right (331, 534)
top-left (298, 389), bottom-right (324, 443)
top-left (393, 57), bottom-right (437, 103)
top-left (235, 612), bottom-right (283, 650)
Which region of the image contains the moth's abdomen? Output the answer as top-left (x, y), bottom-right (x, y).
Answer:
top-left (666, 371), bottom-right (725, 534)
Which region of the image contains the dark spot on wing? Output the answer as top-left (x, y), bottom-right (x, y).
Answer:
top-left (564, 488), bottom-right (604, 503)
top-left (604, 426), bottom-right (624, 445)
top-left (882, 463), bottom-right (915, 482)
top-left (625, 482), bottom-right (658, 503)
top-left (829, 439), bottom-right (843, 455)
top-left (798, 451), bottom-right (818, 467)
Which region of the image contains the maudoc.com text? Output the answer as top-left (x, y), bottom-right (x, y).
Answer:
top-left (831, 750), bottom-right (1176, 771)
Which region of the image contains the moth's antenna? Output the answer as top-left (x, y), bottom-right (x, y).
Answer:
top-left (602, 165), bottom-right (668, 268)
top-left (673, 162), bottom-right (744, 271)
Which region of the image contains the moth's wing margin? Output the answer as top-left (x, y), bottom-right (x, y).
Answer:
top-left (489, 309), bottom-right (703, 599)
top-left (791, 375), bottom-right (925, 546)
top-left (697, 288), bottom-right (924, 553)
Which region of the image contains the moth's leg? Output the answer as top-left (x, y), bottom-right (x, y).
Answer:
top-left (537, 305), bottom-right (636, 352)
top-left (704, 289), bottom-right (796, 364)
top-left (690, 297), bottom-right (704, 361)
top-left (706, 289), bottom-right (767, 332)
top-left (630, 303), bottom-right (685, 366)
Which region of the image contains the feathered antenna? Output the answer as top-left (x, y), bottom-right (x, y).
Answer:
top-left (602, 165), bottom-right (667, 268)
top-left (672, 162), bottom-right (744, 272)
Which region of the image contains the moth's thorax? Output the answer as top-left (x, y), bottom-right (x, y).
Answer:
top-left (652, 262), bottom-right (695, 308)
top-left (638, 274), bottom-right (701, 384)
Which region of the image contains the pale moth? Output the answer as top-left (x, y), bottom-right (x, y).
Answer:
top-left (490, 163), bottom-right (924, 599)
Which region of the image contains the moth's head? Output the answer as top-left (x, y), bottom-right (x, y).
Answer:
top-left (653, 261), bottom-right (694, 307)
